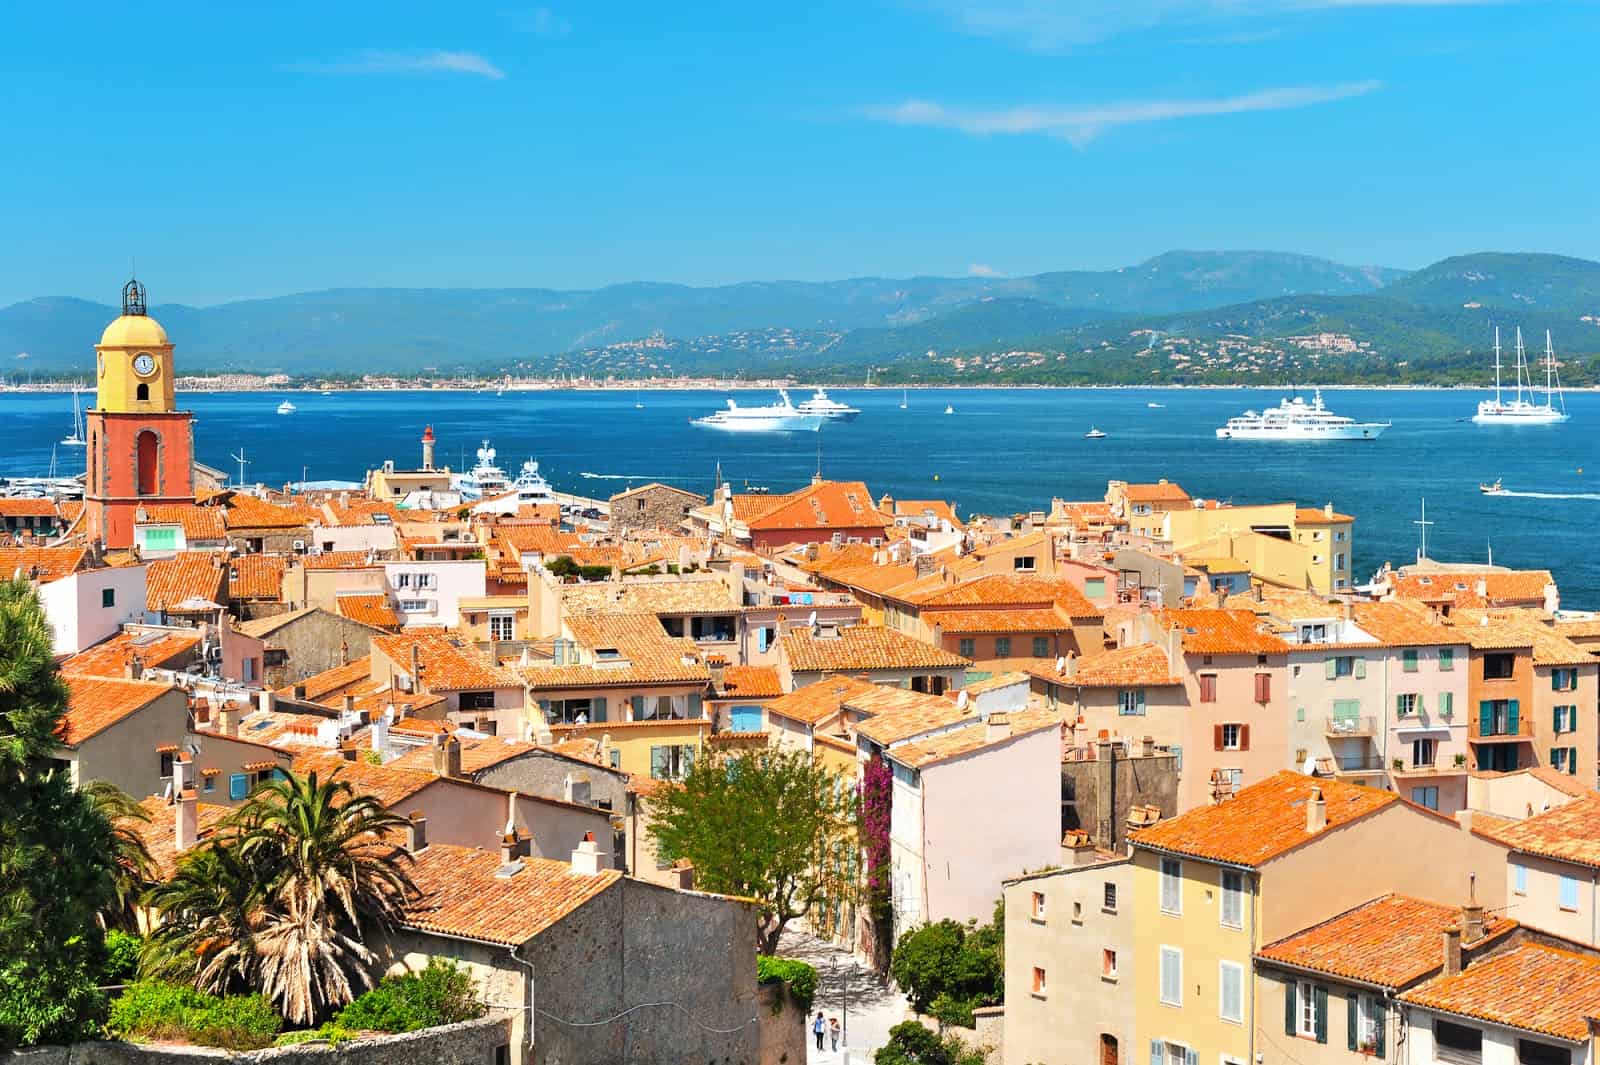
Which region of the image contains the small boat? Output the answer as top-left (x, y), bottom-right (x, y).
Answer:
top-left (1480, 479), bottom-right (1507, 495)
top-left (1146, 401), bottom-right (1165, 409)
top-left (277, 400), bottom-right (297, 415)
top-left (943, 404), bottom-right (955, 415)
top-left (900, 389), bottom-right (908, 410)
top-left (634, 390), bottom-right (645, 410)
top-left (1084, 427), bottom-right (1107, 440)
top-left (61, 387), bottom-right (86, 447)
top-left (319, 389), bottom-right (332, 396)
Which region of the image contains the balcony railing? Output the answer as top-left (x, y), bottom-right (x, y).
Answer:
top-left (1324, 715), bottom-right (1377, 738)
top-left (1331, 754), bottom-right (1387, 776)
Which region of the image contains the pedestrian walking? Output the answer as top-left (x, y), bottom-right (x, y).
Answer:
top-left (813, 1011), bottom-right (825, 1051)
top-left (828, 1016), bottom-right (841, 1052)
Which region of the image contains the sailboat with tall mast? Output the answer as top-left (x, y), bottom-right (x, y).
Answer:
top-left (61, 385), bottom-right (86, 447)
top-left (1472, 326), bottom-right (1568, 424)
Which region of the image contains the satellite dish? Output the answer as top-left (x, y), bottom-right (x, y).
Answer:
top-left (807, 611), bottom-right (818, 629)
top-left (1055, 655), bottom-right (1067, 673)
top-left (956, 691), bottom-right (970, 710)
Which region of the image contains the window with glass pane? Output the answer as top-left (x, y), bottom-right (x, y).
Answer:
top-left (1159, 947), bottom-right (1181, 1005)
top-left (1032, 636), bottom-right (1049, 657)
top-left (1219, 962), bottom-right (1243, 1022)
top-left (994, 637), bottom-right (1011, 657)
top-left (1220, 870), bottom-right (1243, 928)
top-left (1160, 858), bottom-right (1181, 914)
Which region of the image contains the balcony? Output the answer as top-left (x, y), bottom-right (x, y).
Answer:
top-left (1391, 760), bottom-right (1469, 778)
top-left (1324, 715), bottom-right (1377, 738)
top-left (1331, 754), bottom-right (1387, 778)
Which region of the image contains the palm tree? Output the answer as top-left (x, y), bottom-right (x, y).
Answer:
top-left (232, 770), bottom-right (416, 1025)
top-left (82, 781), bottom-right (155, 931)
top-left (142, 839), bottom-right (266, 994)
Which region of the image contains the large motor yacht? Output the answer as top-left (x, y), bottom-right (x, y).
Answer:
top-left (690, 390), bottom-right (823, 432)
top-left (1216, 390), bottom-right (1389, 440)
top-left (795, 387), bottom-right (860, 420)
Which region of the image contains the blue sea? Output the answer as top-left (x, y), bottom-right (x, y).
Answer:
top-left (6, 387), bottom-right (1599, 606)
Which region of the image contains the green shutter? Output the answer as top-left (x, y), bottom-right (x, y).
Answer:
top-left (1553, 669), bottom-right (1563, 691)
top-left (1373, 998), bottom-right (1386, 1056)
top-left (1346, 993), bottom-right (1358, 1051)
top-left (687, 692), bottom-right (703, 718)
top-left (631, 695), bottom-right (645, 718)
top-left (1285, 980), bottom-right (1297, 1035)
top-left (649, 746), bottom-right (668, 779)
top-left (1507, 699), bottom-right (1520, 734)
top-left (1355, 657), bottom-right (1366, 680)
top-left (1314, 985), bottom-right (1329, 1044)
top-left (592, 696), bottom-right (607, 722)
top-left (1555, 706), bottom-right (1563, 733)
top-left (1479, 701), bottom-right (1493, 734)
top-left (1325, 658), bottom-right (1338, 680)
top-left (1441, 692), bottom-right (1453, 716)
top-left (1416, 693), bottom-right (1426, 714)
top-left (1395, 694), bottom-right (1405, 716)
top-left (1137, 689), bottom-right (1147, 714)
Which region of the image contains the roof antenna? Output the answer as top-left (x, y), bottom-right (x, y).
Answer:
top-left (1413, 497), bottom-right (1432, 563)
top-left (230, 447), bottom-right (249, 489)
top-left (814, 434), bottom-right (823, 485)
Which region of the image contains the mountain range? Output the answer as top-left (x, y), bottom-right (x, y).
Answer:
top-left (4, 251), bottom-right (1599, 384)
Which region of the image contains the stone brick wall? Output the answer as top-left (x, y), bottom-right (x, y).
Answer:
top-left (2, 1015), bottom-right (512, 1065)
top-left (608, 485), bottom-right (705, 537)
top-left (255, 610), bottom-right (379, 689)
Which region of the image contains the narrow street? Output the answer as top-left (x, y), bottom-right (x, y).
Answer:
top-left (777, 929), bottom-right (910, 1064)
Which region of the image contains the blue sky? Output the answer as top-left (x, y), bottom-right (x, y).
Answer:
top-left (4, 0), bottom-right (1598, 305)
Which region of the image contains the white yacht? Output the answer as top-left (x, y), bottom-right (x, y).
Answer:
top-left (452, 441), bottom-right (513, 499)
top-left (1084, 427), bottom-right (1107, 439)
top-left (690, 390), bottom-right (823, 432)
top-left (1216, 390), bottom-right (1389, 440)
top-left (276, 400), bottom-right (297, 415)
top-left (473, 457), bottom-right (558, 514)
top-left (795, 387), bottom-right (860, 420)
top-left (1472, 327), bottom-right (1568, 425)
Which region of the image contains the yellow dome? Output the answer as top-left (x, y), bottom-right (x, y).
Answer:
top-left (99, 314), bottom-right (169, 348)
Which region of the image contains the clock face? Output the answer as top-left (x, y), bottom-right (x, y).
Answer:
top-left (132, 353), bottom-right (156, 377)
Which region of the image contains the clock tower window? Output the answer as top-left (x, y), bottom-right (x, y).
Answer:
top-left (136, 383), bottom-right (150, 402)
top-left (136, 430), bottom-right (160, 496)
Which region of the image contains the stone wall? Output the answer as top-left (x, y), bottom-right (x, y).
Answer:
top-left (755, 982), bottom-right (807, 1065)
top-left (254, 610), bottom-right (379, 690)
top-left (608, 485), bottom-right (705, 537)
top-left (3, 1015), bottom-right (512, 1065)
top-left (1061, 746), bottom-right (1180, 851)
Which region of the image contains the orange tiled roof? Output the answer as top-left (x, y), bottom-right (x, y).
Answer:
top-left (1131, 771), bottom-right (1399, 867)
top-left (782, 625), bottom-right (970, 674)
top-left (1350, 601), bottom-right (1466, 647)
top-left (290, 750), bottom-right (437, 809)
top-left (59, 675), bottom-right (177, 747)
top-left (1451, 609), bottom-right (1590, 666)
top-left (228, 555), bottom-right (285, 600)
top-left (1294, 507), bottom-right (1354, 524)
top-left (61, 629), bottom-right (201, 678)
top-left (888, 709), bottom-right (1060, 769)
top-left (746, 481), bottom-right (890, 533)
top-left (1484, 794), bottom-right (1600, 869)
top-left (0, 498), bottom-right (59, 517)
top-left (1027, 643), bottom-right (1183, 688)
top-left (135, 794), bottom-right (235, 878)
top-left (134, 503), bottom-right (227, 541)
top-left (914, 574), bottom-right (1101, 619)
top-left (400, 843), bottom-right (620, 947)
top-left (849, 687), bottom-right (976, 745)
top-left (1159, 608), bottom-right (1290, 656)
top-left (337, 594), bottom-right (401, 632)
top-left (0, 545), bottom-right (87, 583)
top-left (220, 493), bottom-right (317, 530)
top-left (278, 656), bottom-right (373, 703)
top-left (1401, 943), bottom-right (1600, 1043)
top-left (763, 675), bottom-right (883, 726)
top-left (1122, 481), bottom-right (1190, 503)
top-left (301, 550), bottom-right (380, 571)
top-left (370, 631), bottom-right (523, 690)
top-left (145, 552), bottom-right (228, 613)
top-left (893, 499), bottom-right (963, 527)
top-left (928, 606), bottom-right (1073, 635)
top-left (1391, 569), bottom-right (1554, 607)
top-left (1256, 893), bottom-right (1514, 990)
top-left (387, 736), bottom-right (540, 776)
top-left (717, 665), bottom-right (783, 699)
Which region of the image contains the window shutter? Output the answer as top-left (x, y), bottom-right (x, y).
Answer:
top-left (1285, 980), bottom-right (1297, 1036)
top-left (1396, 694), bottom-right (1405, 715)
top-left (1239, 724), bottom-right (1250, 751)
top-left (1150, 1040), bottom-right (1162, 1065)
top-left (631, 695), bottom-right (645, 718)
top-left (1184, 1050), bottom-right (1197, 1065)
top-left (1416, 693), bottom-right (1426, 714)
top-left (592, 696), bottom-right (607, 722)
top-left (1555, 706), bottom-right (1563, 733)
top-left (229, 773), bottom-right (248, 801)
top-left (1255, 673), bottom-right (1271, 703)
top-left (1553, 669), bottom-right (1562, 691)
top-left (1478, 701), bottom-right (1492, 734)
top-left (687, 692), bottom-right (703, 718)
top-left (1347, 994), bottom-right (1358, 1052)
top-left (1214, 724), bottom-right (1224, 751)
top-left (649, 746), bottom-right (668, 779)
top-left (1507, 699), bottom-right (1520, 734)
top-left (1373, 998), bottom-right (1387, 1057)
top-left (1441, 691), bottom-right (1453, 716)
top-left (1325, 658), bottom-right (1337, 680)
top-left (1355, 657), bottom-right (1366, 680)
top-left (1137, 690), bottom-right (1146, 713)
top-left (1314, 985), bottom-right (1328, 1044)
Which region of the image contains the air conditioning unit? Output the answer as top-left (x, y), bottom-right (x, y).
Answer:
top-left (292, 540), bottom-right (307, 552)
top-left (206, 645), bottom-right (224, 663)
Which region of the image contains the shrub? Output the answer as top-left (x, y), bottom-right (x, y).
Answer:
top-left (101, 931), bottom-right (142, 985)
top-left (108, 981), bottom-right (282, 1050)
top-left (332, 960), bottom-right (482, 1034)
top-left (756, 956), bottom-right (817, 1013)
top-left (928, 991), bottom-right (976, 1029)
top-left (874, 1021), bottom-right (989, 1065)
top-left (889, 915), bottom-right (1002, 1020)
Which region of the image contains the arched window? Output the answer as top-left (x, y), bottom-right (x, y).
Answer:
top-left (136, 383), bottom-right (150, 402)
top-left (136, 430), bottom-right (159, 496)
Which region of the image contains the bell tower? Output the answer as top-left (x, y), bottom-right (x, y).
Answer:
top-left (85, 279), bottom-right (196, 549)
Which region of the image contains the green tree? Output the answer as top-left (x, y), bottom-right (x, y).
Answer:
top-left (0, 578), bottom-right (122, 1048)
top-left (889, 911), bottom-right (1003, 1020)
top-left (649, 748), bottom-right (857, 954)
top-left (84, 781), bottom-right (156, 932)
top-left (874, 1021), bottom-right (988, 1065)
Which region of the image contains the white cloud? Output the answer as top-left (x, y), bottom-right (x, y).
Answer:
top-left (861, 80), bottom-right (1382, 145)
top-left (968, 263), bottom-right (1004, 277)
top-left (301, 50), bottom-right (506, 80)
top-left (925, 0), bottom-right (1512, 49)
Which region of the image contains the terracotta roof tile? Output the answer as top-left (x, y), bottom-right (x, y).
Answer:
top-left (1131, 771), bottom-right (1399, 867)
top-left (887, 709), bottom-right (1060, 769)
top-left (301, 550), bottom-right (381, 571)
top-left (1295, 508), bottom-right (1354, 524)
top-left (0, 545), bottom-right (87, 583)
top-left (371, 631), bottom-right (523, 691)
top-left (61, 630), bottom-right (201, 678)
top-left (522, 613), bottom-right (708, 689)
top-left (228, 555), bottom-right (285, 600)
top-left (135, 503), bottom-right (227, 541)
top-left (0, 498), bottom-right (60, 518)
top-left (1484, 794), bottom-right (1600, 869)
top-left (1256, 894), bottom-right (1514, 989)
top-left (892, 499), bottom-right (963, 527)
top-left (746, 481), bottom-right (890, 533)
top-left (782, 625), bottom-right (970, 673)
top-left (914, 575), bottom-right (1101, 619)
top-left (400, 843), bottom-right (620, 946)
top-left (1025, 643), bottom-right (1184, 688)
top-left (851, 689), bottom-right (977, 745)
top-left (220, 493), bottom-right (317, 530)
top-left (59, 675), bottom-right (177, 747)
top-left (1451, 609), bottom-right (1591, 665)
top-left (1401, 943), bottom-right (1600, 1043)
top-left (717, 665), bottom-right (783, 699)
top-left (1122, 481), bottom-right (1190, 503)
top-left (1350, 601), bottom-right (1467, 647)
top-left (290, 750), bottom-right (437, 809)
top-left (1390, 569), bottom-right (1555, 607)
top-left (1158, 608), bottom-right (1290, 656)
top-left (388, 736), bottom-right (540, 776)
top-left (763, 675), bottom-right (883, 726)
top-left (337, 594), bottom-right (402, 632)
top-left (560, 579), bottom-right (737, 616)
top-left (929, 606), bottom-right (1074, 635)
top-left (278, 656), bottom-right (373, 703)
top-left (134, 795), bottom-right (234, 879)
top-left (145, 552), bottom-right (228, 613)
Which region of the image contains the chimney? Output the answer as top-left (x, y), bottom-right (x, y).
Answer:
top-left (125, 654), bottom-right (144, 681)
top-left (216, 703), bottom-right (239, 738)
top-left (433, 734), bottom-right (462, 779)
top-left (342, 694), bottom-right (356, 717)
top-left (421, 425), bottom-right (436, 472)
top-left (1306, 785), bottom-right (1327, 834)
top-left (707, 654), bottom-right (727, 692)
top-left (1461, 873), bottom-right (1486, 942)
top-left (504, 790), bottom-right (520, 838)
top-left (256, 689), bottom-right (275, 714)
top-left (1442, 926), bottom-right (1463, 976)
top-left (500, 832), bottom-right (523, 865)
top-left (671, 859), bottom-right (696, 891)
top-left (404, 811), bottom-right (427, 852)
top-left (1063, 829), bottom-right (1099, 866)
top-left (1475, 577), bottom-right (1488, 599)
top-left (292, 683), bottom-right (307, 701)
top-left (985, 711), bottom-right (1012, 743)
top-left (1324, 501), bottom-right (1334, 519)
top-left (173, 754), bottom-right (198, 853)
top-left (571, 831), bottom-right (602, 875)
top-left (370, 709), bottom-right (390, 755)
top-left (410, 644), bottom-right (423, 688)
top-left (1141, 734), bottom-right (1155, 757)
top-left (337, 743), bottom-right (359, 762)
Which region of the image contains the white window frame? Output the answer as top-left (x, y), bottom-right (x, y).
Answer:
top-left (1159, 945), bottom-right (1183, 1006)
top-left (1220, 870), bottom-right (1244, 929)
top-left (1160, 858), bottom-right (1182, 915)
top-left (488, 612), bottom-right (515, 642)
top-left (1355, 993), bottom-right (1380, 1049)
top-left (1296, 980), bottom-right (1316, 1038)
top-left (1030, 891), bottom-right (1046, 921)
top-left (1218, 961), bottom-right (1244, 1024)
top-left (1221, 723), bottom-right (1242, 751)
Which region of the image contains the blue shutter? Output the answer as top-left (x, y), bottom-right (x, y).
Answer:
top-left (631, 695), bottom-right (645, 719)
top-left (1373, 998), bottom-right (1387, 1057)
top-left (229, 773), bottom-right (248, 801)
top-left (1479, 701), bottom-right (1492, 734)
top-left (1150, 1040), bottom-right (1163, 1065)
top-left (536, 699), bottom-right (551, 723)
top-left (1184, 1050), bottom-right (1197, 1065)
top-left (1137, 689), bottom-right (1146, 714)
top-left (756, 627), bottom-right (769, 652)
top-left (1507, 699), bottom-right (1520, 734)
top-left (731, 705), bottom-right (763, 732)
top-left (687, 692), bottom-right (703, 718)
